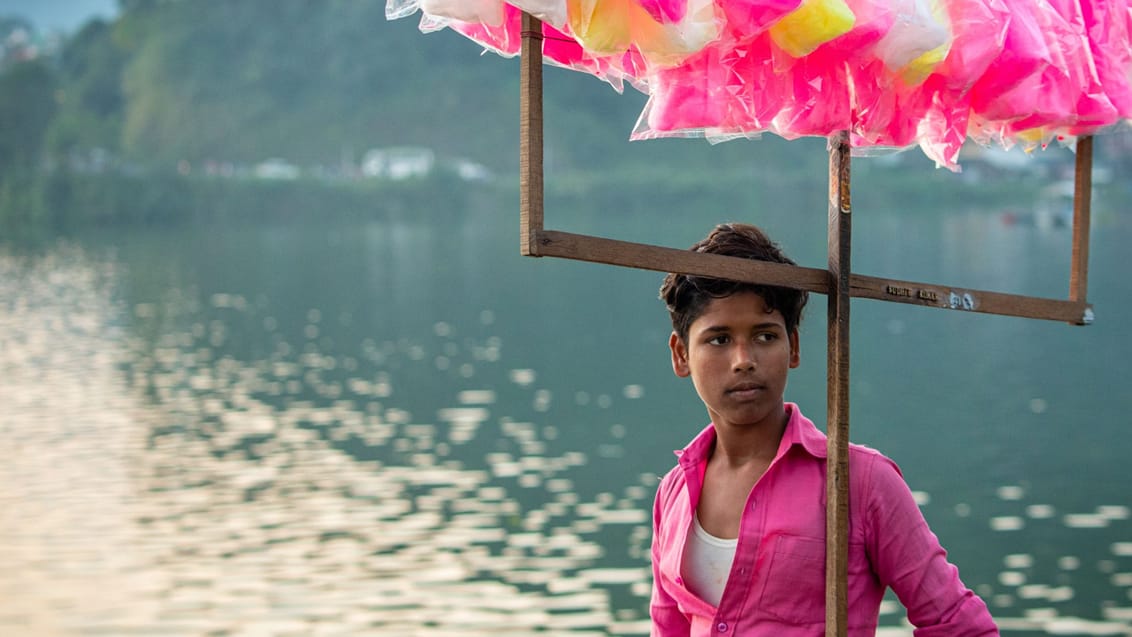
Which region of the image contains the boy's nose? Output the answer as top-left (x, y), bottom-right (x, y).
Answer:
top-left (732, 344), bottom-right (757, 371)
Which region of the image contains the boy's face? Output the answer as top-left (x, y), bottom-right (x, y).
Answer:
top-left (669, 291), bottom-right (800, 430)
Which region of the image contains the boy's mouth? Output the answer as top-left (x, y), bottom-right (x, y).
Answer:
top-left (727, 381), bottom-right (764, 397)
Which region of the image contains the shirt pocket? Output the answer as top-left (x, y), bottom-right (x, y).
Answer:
top-left (757, 534), bottom-right (827, 625)
top-left (758, 534), bottom-right (873, 626)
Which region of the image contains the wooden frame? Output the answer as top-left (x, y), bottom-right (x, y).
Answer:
top-left (518, 12), bottom-right (1094, 636)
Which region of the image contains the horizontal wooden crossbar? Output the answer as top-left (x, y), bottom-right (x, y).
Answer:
top-left (530, 230), bottom-right (1094, 325)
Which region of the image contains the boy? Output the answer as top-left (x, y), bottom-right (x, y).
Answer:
top-left (651, 223), bottom-right (997, 636)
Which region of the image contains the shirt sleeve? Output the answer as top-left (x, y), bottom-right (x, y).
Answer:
top-left (651, 475), bottom-right (692, 637)
top-left (863, 455), bottom-right (1000, 637)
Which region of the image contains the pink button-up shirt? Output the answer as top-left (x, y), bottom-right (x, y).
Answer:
top-left (650, 404), bottom-right (998, 636)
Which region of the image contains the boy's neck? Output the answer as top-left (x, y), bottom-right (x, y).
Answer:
top-left (711, 404), bottom-right (789, 468)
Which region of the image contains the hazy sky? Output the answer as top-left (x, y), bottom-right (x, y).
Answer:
top-left (0, 0), bottom-right (118, 32)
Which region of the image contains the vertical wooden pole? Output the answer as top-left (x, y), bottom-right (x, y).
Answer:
top-left (1070, 136), bottom-right (1092, 319)
top-left (826, 131), bottom-right (851, 637)
top-left (519, 12), bottom-right (545, 256)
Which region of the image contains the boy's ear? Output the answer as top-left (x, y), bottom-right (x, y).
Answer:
top-left (789, 328), bottom-right (801, 369)
top-left (669, 332), bottom-right (691, 378)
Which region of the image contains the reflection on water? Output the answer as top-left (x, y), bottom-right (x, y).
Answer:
top-left (2, 209), bottom-right (1131, 636)
top-left (0, 246), bottom-right (653, 637)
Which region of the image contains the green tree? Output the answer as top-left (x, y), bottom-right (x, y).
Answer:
top-left (113, 0), bottom-right (527, 167)
top-left (0, 60), bottom-right (58, 174)
top-left (46, 19), bottom-right (127, 155)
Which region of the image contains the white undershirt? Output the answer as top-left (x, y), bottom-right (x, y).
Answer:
top-left (681, 514), bottom-right (739, 606)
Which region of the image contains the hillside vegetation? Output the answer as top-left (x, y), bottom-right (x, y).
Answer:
top-left (3, 1), bottom-right (826, 174)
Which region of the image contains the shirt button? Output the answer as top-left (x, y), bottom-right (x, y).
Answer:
top-left (717, 622), bottom-right (728, 632)
top-left (675, 577), bottom-right (683, 584)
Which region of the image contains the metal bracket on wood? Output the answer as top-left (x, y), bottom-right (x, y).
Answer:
top-left (517, 11), bottom-right (1095, 637)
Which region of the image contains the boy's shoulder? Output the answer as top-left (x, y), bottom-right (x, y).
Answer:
top-left (847, 440), bottom-right (892, 464)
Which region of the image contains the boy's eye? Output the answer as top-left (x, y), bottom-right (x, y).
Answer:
top-left (707, 335), bottom-right (730, 345)
top-left (756, 332), bottom-right (778, 342)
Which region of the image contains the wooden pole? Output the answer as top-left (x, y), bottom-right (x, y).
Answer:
top-left (1070, 136), bottom-right (1093, 324)
top-left (826, 131), bottom-right (852, 637)
top-left (519, 12), bottom-right (544, 256)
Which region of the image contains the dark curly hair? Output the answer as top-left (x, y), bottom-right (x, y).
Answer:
top-left (659, 223), bottom-right (808, 342)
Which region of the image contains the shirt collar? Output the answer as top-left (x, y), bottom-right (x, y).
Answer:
top-left (675, 403), bottom-right (827, 468)
top-left (779, 402), bottom-right (827, 460)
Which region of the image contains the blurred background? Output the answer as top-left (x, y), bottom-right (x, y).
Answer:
top-left (2, 1), bottom-right (1131, 636)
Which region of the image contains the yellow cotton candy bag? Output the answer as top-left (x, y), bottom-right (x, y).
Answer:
top-left (901, 43), bottom-right (949, 85)
top-left (567, 0), bottom-right (719, 67)
top-left (568, 0), bottom-right (633, 54)
top-left (769, 0), bottom-right (856, 57)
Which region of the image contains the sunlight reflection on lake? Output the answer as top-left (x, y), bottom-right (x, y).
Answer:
top-left (0, 247), bottom-right (653, 636)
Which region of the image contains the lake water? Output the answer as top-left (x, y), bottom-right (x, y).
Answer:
top-left (2, 180), bottom-right (1131, 636)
